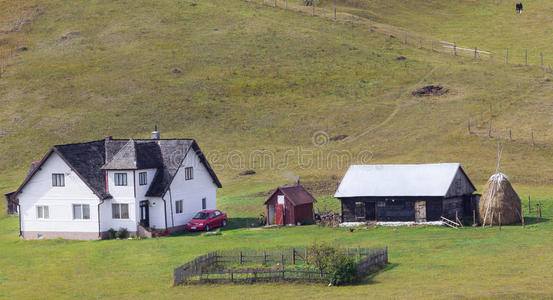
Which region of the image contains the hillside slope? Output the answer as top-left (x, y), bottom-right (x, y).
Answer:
top-left (1, 0), bottom-right (553, 204)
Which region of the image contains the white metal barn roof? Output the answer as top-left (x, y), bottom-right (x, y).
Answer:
top-left (334, 163), bottom-right (467, 198)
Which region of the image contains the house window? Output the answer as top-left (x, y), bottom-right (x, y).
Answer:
top-left (112, 203), bottom-right (129, 219)
top-left (73, 204), bottom-right (90, 220)
top-left (202, 198), bottom-right (206, 210)
top-left (114, 173), bottom-right (127, 186)
top-left (185, 167), bottom-right (193, 180)
top-left (37, 206), bottom-right (49, 219)
top-left (52, 173), bottom-right (65, 187)
top-left (175, 200), bottom-right (183, 214)
top-left (139, 172), bottom-right (147, 186)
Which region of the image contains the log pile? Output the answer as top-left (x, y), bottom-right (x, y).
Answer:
top-left (315, 210), bottom-right (341, 227)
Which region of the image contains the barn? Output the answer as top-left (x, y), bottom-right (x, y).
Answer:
top-left (264, 184), bottom-right (317, 226)
top-left (335, 163), bottom-right (477, 223)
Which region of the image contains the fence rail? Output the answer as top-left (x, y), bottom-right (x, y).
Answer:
top-left (246, 0), bottom-right (552, 73)
top-left (174, 247), bottom-right (388, 285)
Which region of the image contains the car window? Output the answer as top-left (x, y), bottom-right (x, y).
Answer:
top-left (193, 212), bottom-right (210, 219)
top-left (209, 213), bottom-right (215, 219)
top-left (215, 211), bottom-right (221, 216)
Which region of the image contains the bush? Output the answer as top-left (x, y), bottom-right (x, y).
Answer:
top-left (329, 255), bottom-right (358, 286)
top-left (306, 241), bottom-right (359, 285)
top-left (107, 228), bottom-right (116, 239)
top-left (306, 242), bottom-right (337, 276)
top-left (115, 227), bottom-right (128, 239)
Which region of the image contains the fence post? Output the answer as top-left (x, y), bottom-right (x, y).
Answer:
top-left (334, 7), bottom-right (336, 21)
top-left (528, 196), bottom-right (531, 213)
top-left (292, 248), bottom-right (296, 265)
top-left (531, 130), bottom-right (535, 146)
top-left (525, 49), bottom-right (528, 65)
top-left (263, 251), bottom-right (267, 264)
top-left (312, 3), bottom-right (315, 16)
top-left (240, 251), bottom-right (243, 264)
top-left (521, 206), bottom-right (525, 227)
top-left (488, 123), bottom-right (492, 138)
top-left (453, 41), bottom-right (456, 56)
top-left (231, 271), bottom-right (234, 282)
top-left (509, 128), bottom-right (512, 140)
top-left (368, 17), bottom-right (372, 31)
top-left (351, 14), bottom-right (354, 29)
top-left (419, 38), bottom-right (422, 49)
top-left (281, 254), bottom-right (284, 265)
top-left (403, 32), bottom-right (407, 44)
top-left (467, 119), bottom-right (471, 134)
top-left (541, 52), bottom-right (544, 71)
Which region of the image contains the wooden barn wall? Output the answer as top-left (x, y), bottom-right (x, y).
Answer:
top-left (339, 197), bottom-right (445, 222)
top-left (446, 169), bottom-right (476, 198)
top-left (442, 197), bottom-right (464, 220)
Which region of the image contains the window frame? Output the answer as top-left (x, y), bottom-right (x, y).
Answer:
top-left (52, 173), bottom-right (65, 187)
top-left (201, 198), bottom-right (207, 210)
top-left (175, 200), bottom-right (183, 214)
top-left (73, 204), bottom-right (90, 220)
top-left (114, 173), bottom-right (128, 186)
top-left (37, 205), bottom-right (49, 219)
top-left (185, 167), bottom-right (194, 180)
top-left (112, 203), bottom-right (129, 219)
top-left (139, 172), bottom-right (147, 186)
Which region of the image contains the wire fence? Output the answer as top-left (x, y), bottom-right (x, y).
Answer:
top-left (247, 0), bottom-right (553, 74)
top-left (173, 247), bottom-right (388, 285)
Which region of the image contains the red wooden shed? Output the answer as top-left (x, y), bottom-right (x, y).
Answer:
top-left (264, 184), bottom-right (317, 226)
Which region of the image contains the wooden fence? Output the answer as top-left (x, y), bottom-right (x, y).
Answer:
top-left (246, 0), bottom-right (552, 74)
top-left (173, 247), bottom-right (388, 285)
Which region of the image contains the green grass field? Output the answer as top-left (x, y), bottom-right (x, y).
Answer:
top-left (2, 0), bottom-right (553, 298)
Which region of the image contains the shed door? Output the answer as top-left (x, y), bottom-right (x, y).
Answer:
top-left (414, 201), bottom-right (426, 222)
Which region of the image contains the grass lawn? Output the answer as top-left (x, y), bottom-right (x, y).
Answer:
top-left (0, 182), bottom-right (552, 299)
top-left (2, 0), bottom-right (553, 298)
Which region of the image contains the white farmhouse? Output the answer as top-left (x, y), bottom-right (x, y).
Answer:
top-left (7, 128), bottom-right (222, 239)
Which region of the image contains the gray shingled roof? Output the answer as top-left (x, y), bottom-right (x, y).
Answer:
top-left (12, 138), bottom-right (222, 200)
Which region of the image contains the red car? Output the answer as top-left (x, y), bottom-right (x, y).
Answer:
top-left (186, 209), bottom-right (228, 231)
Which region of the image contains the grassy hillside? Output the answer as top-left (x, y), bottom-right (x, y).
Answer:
top-left (323, 0), bottom-right (553, 63)
top-left (2, 0), bottom-right (553, 298)
top-left (1, 0), bottom-right (553, 192)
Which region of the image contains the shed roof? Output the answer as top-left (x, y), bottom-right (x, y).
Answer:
top-left (265, 184), bottom-right (317, 206)
top-left (334, 163), bottom-right (473, 198)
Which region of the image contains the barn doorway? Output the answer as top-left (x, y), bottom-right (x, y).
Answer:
top-left (355, 202), bottom-right (365, 221)
top-left (414, 201), bottom-right (426, 222)
top-left (365, 202), bottom-right (376, 221)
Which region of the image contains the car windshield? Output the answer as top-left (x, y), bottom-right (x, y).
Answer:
top-left (193, 212), bottom-right (210, 219)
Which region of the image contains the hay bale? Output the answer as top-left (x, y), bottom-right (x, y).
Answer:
top-left (478, 173), bottom-right (521, 225)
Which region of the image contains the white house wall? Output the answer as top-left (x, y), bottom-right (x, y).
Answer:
top-left (168, 149), bottom-right (218, 228)
top-left (18, 152), bottom-right (100, 239)
top-left (148, 197), bottom-right (167, 230)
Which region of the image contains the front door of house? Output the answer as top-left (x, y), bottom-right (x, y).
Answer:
top-left (414, 201), bottom-right (426, 222)
top-left (139, 200), bottom-right (150, 228)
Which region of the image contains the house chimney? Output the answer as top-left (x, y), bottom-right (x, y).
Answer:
top-left (151, 125), bottom-right (160, 139)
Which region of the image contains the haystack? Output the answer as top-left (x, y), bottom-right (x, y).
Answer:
top-left (478, 173), bottom-right (522, 226)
